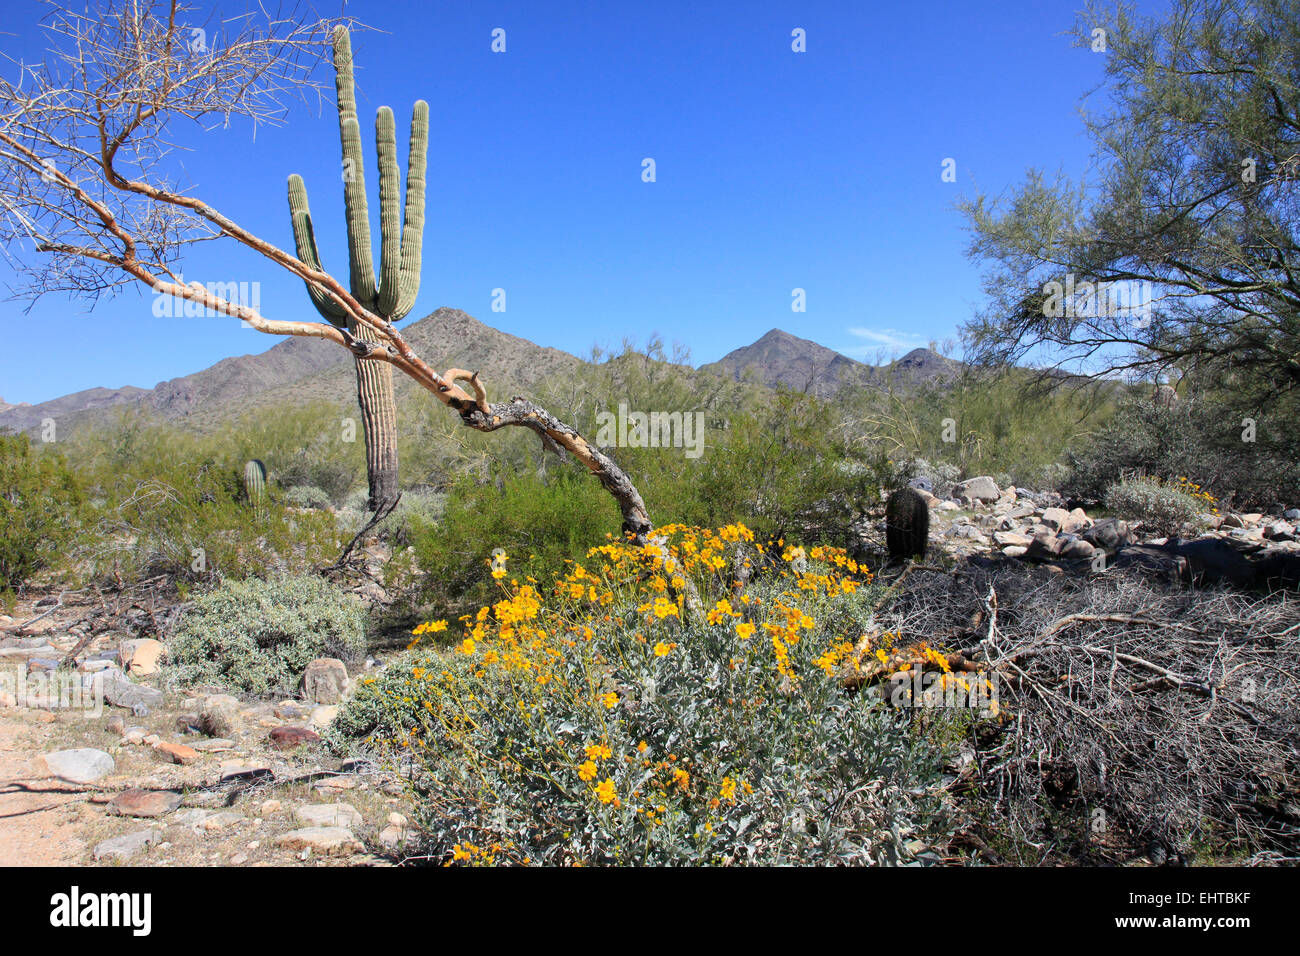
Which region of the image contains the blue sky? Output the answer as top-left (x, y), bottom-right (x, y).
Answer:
top-left (0, 0), bottom-right (1147, 405)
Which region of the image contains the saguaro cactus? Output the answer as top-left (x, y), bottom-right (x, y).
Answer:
top-left (287, 26), bottom-right (428, 512)
top-left (244, 459), bottom-right (267, 516)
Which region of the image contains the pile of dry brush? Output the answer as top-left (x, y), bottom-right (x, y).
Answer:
top-left (878, 561), bottom-right (1300, 864)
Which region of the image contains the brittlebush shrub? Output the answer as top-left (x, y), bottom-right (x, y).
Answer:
top-left (169, 574), bottom-right (367, 696)
top-left (333, 524), bottom-right (954, 865)
top-left (1103, 475), bottom-right (1215, 538)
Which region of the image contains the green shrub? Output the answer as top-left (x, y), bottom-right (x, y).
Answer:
top-left (0, 434), bottom-right (84, 588)
top-left (1103, 476), bottom-right (1210, 538)
top-left (1067, 395), bottom-right (1300, 508)
top-left (284, 485), bottom-right (332, 510)
top-left (332, 525), bottom-right (953, 865)
top-left (168, 573), bottom-right (367, 696)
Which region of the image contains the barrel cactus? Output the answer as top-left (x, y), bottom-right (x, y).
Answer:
top-left (287, 25), bottom-right (428, 512)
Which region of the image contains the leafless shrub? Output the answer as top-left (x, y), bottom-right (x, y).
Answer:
top-left (886, 563), bottom-right (1300, 863)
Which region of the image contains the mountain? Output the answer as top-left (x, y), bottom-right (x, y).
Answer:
top-left (701, 328), bottom-right (960, 397)
top-left (0, 308), bottom-right (582, 436)
top-left (0, 317), bottom-right (964, 437)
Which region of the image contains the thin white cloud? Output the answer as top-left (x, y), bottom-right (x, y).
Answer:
top-left (843, 326), bottom-right (928, 354)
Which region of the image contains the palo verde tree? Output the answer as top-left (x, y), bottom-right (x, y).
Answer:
top-left (961, 0), bottom-right (1300, 398)
top-left (0, 1), bottom-right (652, 540)
top-left (289, 26), bottom-right (424, 513)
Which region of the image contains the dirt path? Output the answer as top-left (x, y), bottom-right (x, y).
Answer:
top-left (0, 716), bottom-right (88, 866)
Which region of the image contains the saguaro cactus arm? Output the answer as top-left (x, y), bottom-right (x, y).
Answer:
top-left (392, 100), bottom-right (429, 319)
top-left (332, 25), bottom-right (377, 304)
top-left (287, 174), bottom-right (348, 324)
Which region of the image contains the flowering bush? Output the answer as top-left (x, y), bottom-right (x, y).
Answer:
top-left (332, 523), bottom-right (954, 865)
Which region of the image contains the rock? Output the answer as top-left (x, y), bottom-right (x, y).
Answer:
top-left (1082, 518), bottom-right (1131, 551)
top-left (907, 476), bottom-right (934, 494)
top-left (154, 741), bottom-right (200, 765)
top-left (1002, 546), bottom-right (1028, 558)
top-left (294, 802), bottom-right (363, 828)
top-left (309, 705), bottom-right (339, 729)
top-left (122, 638), bottom-right (165, 676)
top-left (1040, 507), bottom-right (1070, 532)
top-left (107, 789), bottom-right (182, 818)
top-left (936, 500), bottom-right (960, 512)
top-left (952, 476), bottom-right (1001, 504)
top-left (275, 827), bottom-right (363, 857)
top-left (1053, 536), bottom-right (1096, 560)
top-left (43, 748), bottom-right (115, 784)
top-left (273, 701), bottom-right (309, 720)
top-left (313, 775), bottom-right (356, 795)
top-left (187, 738), bottom-right (236, 752)
top-left (1265, 521), bottom-right (1295, 542)
top-left (105, 715), bottom-right (125, 735)
top-left (1220, 513), bottom-right (1245, 529)
top-left (268, 726), bottom-right (321, 750)
top-left (200, 811), bottom-right (244, 832)
top-left (260, 799), bottom-right (282, 816)
top-left (1285, 509), bottom-right (1300, 521)
top-left (1061, 508), bottom-right (1092, 534)
top-left (93, 829), bottom-right (159, 862)
top-left (199, 694), bottom-right (242, 737)
top-left (387, 812), bottom-right (408, 827)
top-left (92, 671), bottom-right (165, 711)
top-left (1023, 533), bottom-right (1059, 562)
top-left (993, 531), bottom-right (1033, 548)
top-left (302, 658), bottom-right (349, 704)
top-left (0, 690), bottom-right (16, 708)
top-left (123, 729), bottom-right (147, 745)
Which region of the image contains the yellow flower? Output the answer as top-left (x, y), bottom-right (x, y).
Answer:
top-left (736, 622), bottom-right (755, 640)
top-left (585, 743), bottom-right (612, 760)
top-left (601, 691), bottom-right (619, 710)
top-left (457, 638), bottom-right (476, 655)
top-left (653, 641), bottom-right (672, 657)
top-left (595, 778), bottom-right (617, 804)
top-left (720, 777), bottom-right (737, 802)
top-left (637, 741), bottom-right (648, 753)
top-left (578, 760), bottom-right (598, 781)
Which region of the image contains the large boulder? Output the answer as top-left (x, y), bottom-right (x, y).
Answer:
top-left (952, 476), bottom-right (1001, 505)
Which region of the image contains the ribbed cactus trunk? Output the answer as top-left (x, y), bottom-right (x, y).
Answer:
top-left (287, 26), bottom-right (428, 513)
top-left (351, 321), bottom-right (399, 508)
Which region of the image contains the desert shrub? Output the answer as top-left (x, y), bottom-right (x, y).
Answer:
top-left (0, 434), bottom-right (84, 588)
top-left (169, 573), bottom-right (366, 696)
top-left (1067, 395), bottom-right (1300, 507)
top-left (80, 465), bottom-right (341, 584)
top-left (220, 404), bottom-right (364, 505)
top-left (332, 524), bottom-right (953, 865)
top-left (408, 468), bottom-right (618, 617)
top-left (1102, 475), bottom-right (1213, 538)
top-left (283, 485), bottom-right (332, 510)
top-left (906, 458), bottom-right (961, 499)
